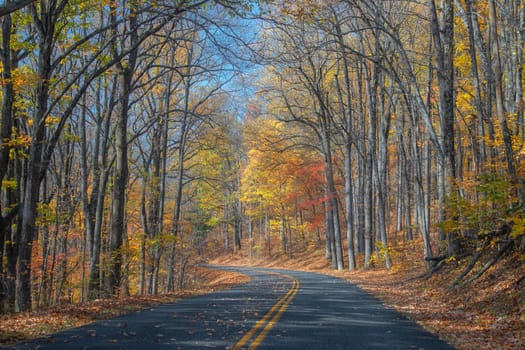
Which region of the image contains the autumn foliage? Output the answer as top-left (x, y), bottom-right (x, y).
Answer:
top-left (0, 2), bottom-right (523, 348)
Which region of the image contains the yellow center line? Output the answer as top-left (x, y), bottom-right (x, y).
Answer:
top-left (232, 273), bottom-right (300, 350)
top-left (247, 279), bottom-right (299, 349)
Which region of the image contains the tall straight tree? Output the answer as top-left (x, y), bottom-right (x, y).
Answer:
top-left (329, 4), bottom-right (357, 270)
top-left (0, 5), bottom-right (21, 312)
top-left (84, 77), bottom-right (117, 299)
top-left (487, 0), bottom-right (516, 179)
top-left (429, 0), bottom-right (458, 255)
top-left (107, 0), bottom-right (139, 296)
top-left (16, 0), bottom-right (70, 312)
top-left (166, 32), bottom-right (195, 292)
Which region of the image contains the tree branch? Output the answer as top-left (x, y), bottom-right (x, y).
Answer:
top-left (0, 0), bottom-right (34, 17)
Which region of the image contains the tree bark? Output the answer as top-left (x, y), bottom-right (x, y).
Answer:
top-left (107, 0), bottom-right (139, 296)
top-left (16, 1), bottom-right (56, 311)
top-left (0, 9), bottom-right (16, 313)
top-left (429, 0), bottom-right (459, 256)
top-left (167, 38), bottom-right (193, 292)
top-left (488, 0), bottom-right (516, 178)
top-left (333, 12), bottom-right (356, 270)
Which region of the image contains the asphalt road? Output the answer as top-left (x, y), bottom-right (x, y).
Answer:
top-left (6, 266), bottom-right (455, 349)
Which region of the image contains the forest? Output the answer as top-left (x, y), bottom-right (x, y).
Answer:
top-left (0, 0), bottom-right (524, 316)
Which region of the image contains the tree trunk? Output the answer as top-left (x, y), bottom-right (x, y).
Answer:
top-left (224, 202), bottom-right (230, 252)
top-left (376, 81), bottom-right (392, 270)
top-left (363, 52), bottom-right (377, 269)
top-left (234, 196), bottom-right (243, 252)
top-left (322, 127), bottom-right (344, 270)
top-left (248, 215), bottom-right (253, 258)
top-left (334, 15), bottom-right (356, 270)
top-left (344, 130), bottom-right (356, 271)
top-left (86, 79), bottom-right (113, 299)
top-left (0, 10), bottom-right (16, 313)
top-left (323, 191), bottom-right (336, 267)
top-left (280, 207), bottom-right (287, 255)
top-left (488, 0), bottom-right (516, 178)
top-left (108, 68), bottom-right (132, 296)
top-left (167, 42), bottom-right (193, 292)
top-left (151, 72), bottom-right (172, 295)
top-left (429, 0), bottom-right (459, 256)
top-left (107, 0), bottom-right (139, 296)
top-left (16, 5), bottom-right (55, 310)
top-left (166, 123), bottom-right (187, 291)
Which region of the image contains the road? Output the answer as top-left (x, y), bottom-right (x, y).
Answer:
top-left (7, 266), bottom-right (455, 349)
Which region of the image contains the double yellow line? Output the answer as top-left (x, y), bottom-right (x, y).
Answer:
top-left (233, 273), bottom-right (300, 350)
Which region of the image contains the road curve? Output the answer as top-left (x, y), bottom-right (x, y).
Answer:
top-left (7, 266), bottom-right (455, 350)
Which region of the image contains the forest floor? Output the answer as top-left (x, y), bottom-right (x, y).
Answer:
top-left (211, 239), bottom-right (525, 350)
top-left (0, 267), bottom-right (249, 347)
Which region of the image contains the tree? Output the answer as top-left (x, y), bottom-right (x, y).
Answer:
top-left (0, 5), bottom-right (20, 312)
